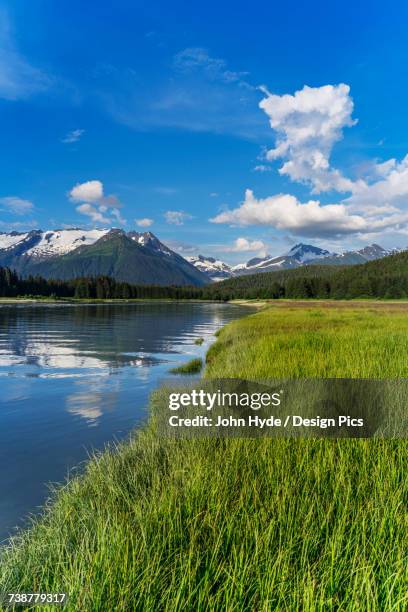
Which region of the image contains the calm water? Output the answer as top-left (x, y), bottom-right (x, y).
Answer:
top-left (0, 302), bottom-right (249, 541)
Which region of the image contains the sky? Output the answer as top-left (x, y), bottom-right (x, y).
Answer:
top-left (2, 0), bottom-right (408, 263)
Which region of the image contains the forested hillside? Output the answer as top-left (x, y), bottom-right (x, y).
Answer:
top-left (211, 251), bottom-right (408, 299)
top-left (1, 250), bottom-right (408, 300)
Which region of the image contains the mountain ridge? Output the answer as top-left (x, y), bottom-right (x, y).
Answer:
top-left (0, 229), bottom-right (210, 287)
top-left (0, 228), bottom-right (404, 284)
top-left (188, 242), bottom-right (400, 281)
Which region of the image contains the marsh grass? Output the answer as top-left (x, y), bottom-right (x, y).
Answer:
top-left (169, 357), bottom-right (203, 374)
top-left (1, 304), bottom-right (407, 610)
top-left (206, 305), bottom-right (408, 378)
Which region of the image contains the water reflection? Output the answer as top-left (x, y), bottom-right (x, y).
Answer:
top-left (0, 302), bottom-right (249, 540)
top-left (66, 376), bottom-right (121, 426)
top-left (0, 303), bottom-right (227, 373)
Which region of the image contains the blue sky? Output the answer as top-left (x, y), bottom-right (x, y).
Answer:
top-left (2, 0), bottom-right (408, 262)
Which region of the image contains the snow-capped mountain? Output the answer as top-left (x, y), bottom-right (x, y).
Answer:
top-left (0, 229), bottom-right (403, 284)
top-left (0, 228), bottom-right (179, 262)
top-left (0, 229), bottom-right (209, 286)
top-left (127, 231), bottom-right (175, 257)
top-left (185, 244), bottom-right (331, 279)
top-left (188, 242), bottom-right (401, 280)
top-left (186, 255), bottom-right (234, 282)
top-left (230, 244), bottom-right (332, 276)
top-left (286, 243), bottom-right (332, 263)
top-left (0, 229), bottom-right (110, 260)
top-left (311, 244), bottom-right (398, 266)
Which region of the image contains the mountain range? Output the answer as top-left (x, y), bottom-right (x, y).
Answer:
top-left (0, 228), bottom-right (402, 285)
top-left (0, 229), bottom-right (209, 286)
top-left (188, 243), bottom-right (400, 281)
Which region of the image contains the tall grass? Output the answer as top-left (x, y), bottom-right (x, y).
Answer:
top-left (1, 303), bottom-right (407, 610)
top-left (169, 357), bottom-right (203, 374)
top-left (206, 304), bottom-right (408, 378)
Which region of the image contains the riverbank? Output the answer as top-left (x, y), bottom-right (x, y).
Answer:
top-left (1, 303), bottom-right (407, 610)
top-left (2, 295), bottom-right (408, 306)
top-left (0, 297), bottom-right (223, 304)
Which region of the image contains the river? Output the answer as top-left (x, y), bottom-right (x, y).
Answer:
top-left (0, 302), bottom-right (249, 541)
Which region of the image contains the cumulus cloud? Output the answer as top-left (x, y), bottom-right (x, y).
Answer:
top-left (69, 180), bottom-right (125, 226)
top-left (76, 203), bottom-right (109, 224)
top-left (136, 218), bottom-right (154, 227)
top-left (259, 84), bottom-right (357, 193)
top-left (210, 189), bottom-right (408, 238)
top-left (222, 237), bottom-right (266, 253)
top-left (347, 154), bottom-right (408, 209)
top-left (110, 207), bottom-right (126, 225)
top-left (62, 129), bottom-right (84, 144)
top-left (257, 82), bottom-right (408, 208)
top-left (0, 196), bottom-right (34, 215)
top-left (209, 81), bottom-right (408, 239)
top-left (70, 180), bottom-right (104, 203)
top-left (164, 210), bottom-right (192, 225)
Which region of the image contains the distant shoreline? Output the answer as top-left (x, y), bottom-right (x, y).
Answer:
top-left (2, 297), bottom-right (408, 307)
top-left (0, 297), bottom-right (222, 305)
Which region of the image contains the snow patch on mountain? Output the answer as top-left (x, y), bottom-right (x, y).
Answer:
top-left (187, 255), bottom-right (233, 281)
top-left (128, 231), bottom-right (174, 256)
top-left (286, 243), bottom-right (332, 263)
top-left (24, 229), bottom-right (110, 258)
top-left (0, 232), bottom-right (30, 250)
top-left (356, 244), bottom-right (392, 260)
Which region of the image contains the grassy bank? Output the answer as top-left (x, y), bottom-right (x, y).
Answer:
top-left (206, 301), bottom-right (408, 378)
top-left (169, 357), bottom-right (203, 374)
top-left (1, 303), bottom-right (407, 610)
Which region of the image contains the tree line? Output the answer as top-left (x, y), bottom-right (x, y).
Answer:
top-left (1, 250), bottom-right (408, 300)
top-left (0, 268), bottom-right (204, 300)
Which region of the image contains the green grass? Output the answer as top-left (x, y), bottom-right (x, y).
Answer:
top-left (206, 303), bottom-right (408, 378)
top-left (0, 303), bottom-right (407, 611)
top-left (169, 357), bottom-right (203, 374)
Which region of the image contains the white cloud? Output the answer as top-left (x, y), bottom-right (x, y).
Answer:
top-left (164, 210), bottom-right (192, 225)
top-left (110, 208), bottom-right (126, 225)
top-left (136, 218), bottom-right (154, 227)
top-left (0, 196), bottom-right (34, 215)
top-left (165, 239), bottom-right (198, 254)
top-left (209, 192), bottom-right (219, 197)
top-left (0, 11), bottom-right (51, 100)
top-left (69, 180), bottom-right (125, 226)
top-left (75, 203), bottom-right (109, 224)
top-left (207, 82), bottom-right (408, 239)
top-left (347, 154), bottom-right (408, 209)
top-left (70, 180), bottom-right (104, 203)
top-left (98, 195), bottom-right (122, 209)
top-left (222, 237), bottom-right (266, 253)
top-left (210, 188), bottom-right (408, 238)
top-left (259, 84), bottom-right (357, 193)
top-left (253, 164), bottom-right (271, 172)
top-left (62, 129), bottom-right (84, 144)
